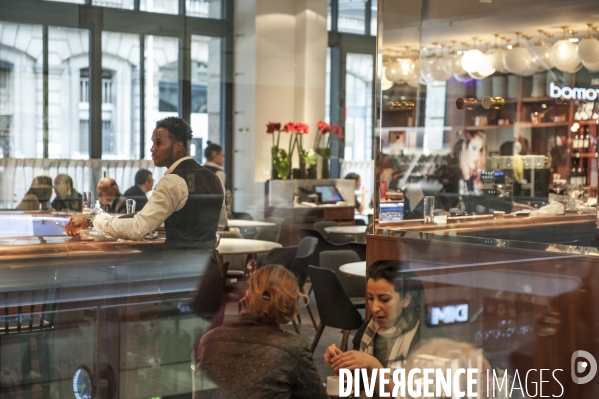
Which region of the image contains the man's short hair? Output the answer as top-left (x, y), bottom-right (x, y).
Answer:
top-left (56, 174), bottom-right (74, 188)
top-left (135, 169), bottom-right (153, 186)
top-left (155, 117), bottom-right (193, 149)
top-left (98, 177), bottom-right (120, 194)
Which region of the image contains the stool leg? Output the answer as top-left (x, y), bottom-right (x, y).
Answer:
top-left (309, 323), bottom-right (325, 353)
top-left (340, 330), bottom-right (350, 352)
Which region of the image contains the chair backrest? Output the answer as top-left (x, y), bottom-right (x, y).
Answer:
top-left (0, 288), bottom-right (58, 334)
top-left (260, 246), bottom-right (298, 270)
top-left (319, 250), bottom-right (364, 298)
top-left (254, 217), bottom-right (284, 243)
top-left (299, 228), bottom-right (352, 266)
top-left (292, 236), bottom-right (318, 287)
top-left (218, 230), bottom-right (243, 239)
top-left (308, 266), bottom-right (363, 330)
top-left (231, 212), bottom-right (257, 238)
top-left (296, 236), bottom-right (318, 259)
top-left (313, 221), bottom-right (338, 238)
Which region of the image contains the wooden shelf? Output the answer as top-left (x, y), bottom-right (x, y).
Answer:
top-left (521, 122), bottom-right (570, 128)
top-left (465, 125), bottom-right (514, 130)
top-left (575, 119), bottom-right (599, 125)
top-left (520, 97), bottom-right (565, 104)
top-left (569, 152), bottom-right (598, 158)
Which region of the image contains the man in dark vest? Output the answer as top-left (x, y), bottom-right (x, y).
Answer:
top-left (66, 117), bottom-right (226, 317)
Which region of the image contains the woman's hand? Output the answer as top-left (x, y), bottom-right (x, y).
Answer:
top-left (65, 214), bottom-right (88, 236)
top-left (330, 350), bottom-right (382, 373)
top-left (324, 344), bottom-right (342, 368)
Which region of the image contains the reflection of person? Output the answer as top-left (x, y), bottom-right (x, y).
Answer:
top-left (344, 172), bottom-right (368, 214)
top-left (194, 265), bottom-right (328, 399)
top-left (51, 174), bottom-right (82, 211)
top-left (124, 169), bottom-right (153, 211)
top-left (16, 176), bottom-right (53, 211)
top-left (97, 178), bottom-right (128, 213)
top-left (458, 131), bottom-right (486, 195)
top-left (324, 260), bottom-right (442, 394)
top-left (66, 116), bottom-right (226, 246)
top-left (203, 141), bottom-right (225, 188)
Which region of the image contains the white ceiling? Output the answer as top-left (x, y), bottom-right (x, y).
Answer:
top-left (382, 0), bottom-right (599, 53)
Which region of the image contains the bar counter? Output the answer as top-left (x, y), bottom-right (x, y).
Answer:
top-left (0, 212), bottom-right (214, 399)
top-left (366, 211), bottom-right (599, 398)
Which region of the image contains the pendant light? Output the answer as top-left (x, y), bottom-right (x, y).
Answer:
top-left (504, 32), bottom-right (534, 75)
top-left (577, 24), bottom-right (599, 63)
top-left (551, 27), bottom-right (582, 72)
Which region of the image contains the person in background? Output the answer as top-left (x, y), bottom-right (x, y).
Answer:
top-left (124, 169), bottom-right (153, 211)
top-left (203, 141), bottom-right (225, 188)
top-left (194, 265), bottom-right (328, 399)
top-left (344, 172), bottom-right (368, 214)
top-left (458, 131), bottom-right (487, 195)
top-left (324, 260), bottom-right (443, 396)
top-left (51, 174), bottom-right (82, 211)
top-left (17, 176), bottom-right (53, 211)
top-left (97, 177), bottom-right (128, 213)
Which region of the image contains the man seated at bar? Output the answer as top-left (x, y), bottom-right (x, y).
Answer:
top-left (324, 260), bottom-right (443, 392)
top-left (17, 176), bottom-right (53, 211)
top-left (66, 116), bottom-right (226, 247)
top-left (51, 174), bottom-right (82, 212)
top-left (124, 169), bottom-right (153, 211)
top-left (97, 177), bottom-right (128, 213)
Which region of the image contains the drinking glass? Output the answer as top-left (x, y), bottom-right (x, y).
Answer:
top-left (126, 199), bottom-right (136, 214)
top-left (423, 196), bottom-right (435, 224)
top-left (82, 191), bottom-right (92, 214)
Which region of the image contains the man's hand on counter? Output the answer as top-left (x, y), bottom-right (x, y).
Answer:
top-left (65, 214), bottom-right (89, 236)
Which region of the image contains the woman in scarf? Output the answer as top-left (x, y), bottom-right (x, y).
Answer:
top-left (324, 260), bottom-right (443, 396)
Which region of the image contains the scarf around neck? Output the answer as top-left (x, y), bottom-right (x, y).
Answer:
top-left (359, 317), bottom-right (420, 367)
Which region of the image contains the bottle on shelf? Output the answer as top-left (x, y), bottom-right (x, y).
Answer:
top-left (572, 131), bottom-right (580, 154)
top-left (583, 127), bottom-right (590, 154)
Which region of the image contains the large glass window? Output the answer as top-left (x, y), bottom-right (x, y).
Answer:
top-left (345, 52), bottom-right (373, 161)
top-left (337, 0), bottom-right (366, 34)
top-left (0, 22), bottom-right (43, 159)
top-left (190, 35), bottom-right (222, 163)
top-left (140, 0), bottom-right (179, 15)
top-left (186, 0), bottom-right (222, 19)
top-left (92, 0), bottom-right (135, 9)
top-left (48, 26), bottom-right (90, 159)
top-left (101, 31), bottom-right (141, 159)
top-left (144, 35), bottom-right (179, 159)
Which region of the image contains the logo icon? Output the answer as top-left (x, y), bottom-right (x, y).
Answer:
top-left (571, 350), bottom-right (597, 384)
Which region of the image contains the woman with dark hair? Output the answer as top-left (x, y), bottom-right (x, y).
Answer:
top-left (324, 260), bottom-right (443, 395)
top-left (16, 176), bottom-right (53, 210)
top-left (194, 265), bottom-right (328, 399)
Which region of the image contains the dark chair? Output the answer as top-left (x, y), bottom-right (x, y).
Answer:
top-left (307, 266), bottom-right (363, 352)
top-left (313, 220), bottom-right (356, 244)
top-left (298, 228), bottom-right (353, 266)
top-left (258, 246), bottom-right (298, 270)
top-left (348, 242), bottom-right (366, 261)
top-left (291, 237), bottom-right (318, 329)
top-left (0, 288), bottom-right (58, 399)
top-left (253, 217), bottom-right (284, 243)
top-left (313, 221), bottom-right (338, 238)
top-left (231, 211), bottom-right (257, 238)
top-left (219, 231), bottom-right (248, 279)
top-left (319, 250), bottom-right (365, 308)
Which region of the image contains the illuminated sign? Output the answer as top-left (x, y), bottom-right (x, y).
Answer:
top-left (550, 82), bottom-right (599, 101)
top-left (427, 303), bottom-right (469, 325)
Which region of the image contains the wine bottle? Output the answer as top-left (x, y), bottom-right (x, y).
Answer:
top-left (573, 132), bottom-right (580, 153)
top-left (583, 129), bottom-right (590, 153)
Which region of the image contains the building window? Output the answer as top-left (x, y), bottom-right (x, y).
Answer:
top-left (102, 120), bottom-right (115, 154)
